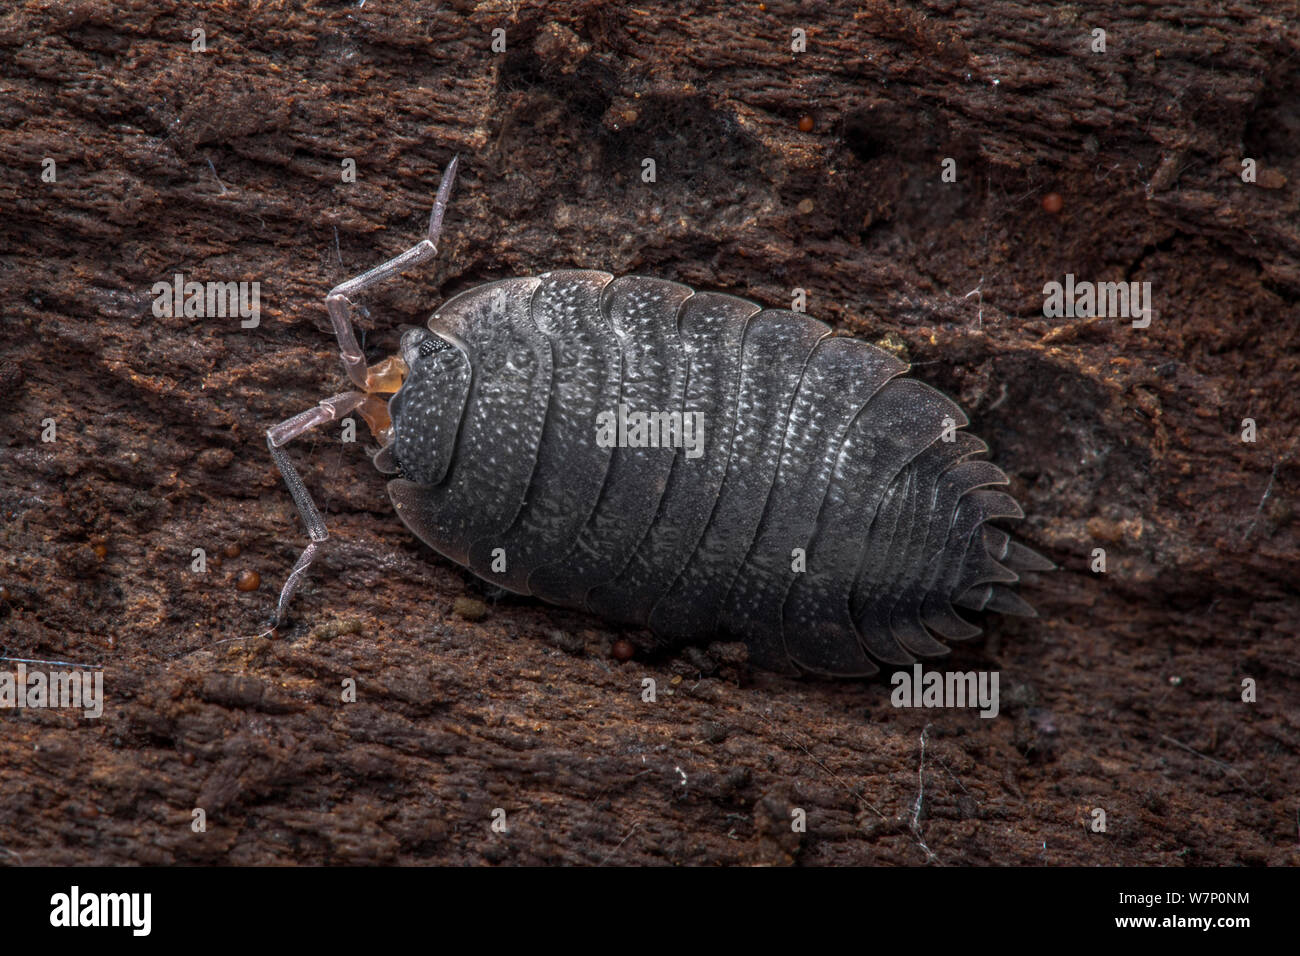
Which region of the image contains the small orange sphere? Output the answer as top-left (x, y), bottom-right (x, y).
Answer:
top-left (92, 543), bottom-right (107, 560)
top-left (222, 543), bottom-right (242, 559)
top-left (611, 640), bottom-right (635, 662)
top-left (235, 570), bottom-right (261, 592)
top-left (1041, 192), bottom-right (1064, 214)
top-left (797, 115), bottom-right (814, 132)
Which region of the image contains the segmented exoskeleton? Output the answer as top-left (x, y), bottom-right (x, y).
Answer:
top-left (267, 158), bottom-right (1052, 676)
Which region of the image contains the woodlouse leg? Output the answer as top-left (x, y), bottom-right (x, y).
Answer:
top-left (325, 155), bottom-right (459, 390)
top-left (266, 391), bottom-right (368, 626)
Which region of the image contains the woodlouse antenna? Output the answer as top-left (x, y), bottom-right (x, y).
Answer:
top-left (326, 154), bottom-right (459, 391)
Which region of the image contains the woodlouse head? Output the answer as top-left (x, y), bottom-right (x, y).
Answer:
top-left (382, 327), bottom-right (472, 484)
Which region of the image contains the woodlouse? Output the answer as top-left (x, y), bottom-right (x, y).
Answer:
top-left (266, 157), bottom-right (1052, 676)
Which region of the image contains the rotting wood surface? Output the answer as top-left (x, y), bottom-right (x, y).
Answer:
top-left (1, 0), bottom-right (1298, 865)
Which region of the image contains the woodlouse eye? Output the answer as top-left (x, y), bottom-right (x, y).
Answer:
top-left (419, 337), bottom-right (450, 358)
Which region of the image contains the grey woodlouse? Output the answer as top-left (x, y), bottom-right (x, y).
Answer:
top-left (266, 157), bottom-right (1053, 676)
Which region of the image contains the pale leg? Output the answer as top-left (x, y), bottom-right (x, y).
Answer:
top-left (266, 392), bottom-right (368, 626)
top-left (326, 155), bottom-right (459, 388)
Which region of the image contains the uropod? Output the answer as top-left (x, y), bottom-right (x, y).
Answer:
top-left (266, 157), bottom-right (1053, 677)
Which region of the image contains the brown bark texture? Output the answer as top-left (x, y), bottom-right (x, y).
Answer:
top-left (1, 0), bottom-right (1298, 866)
